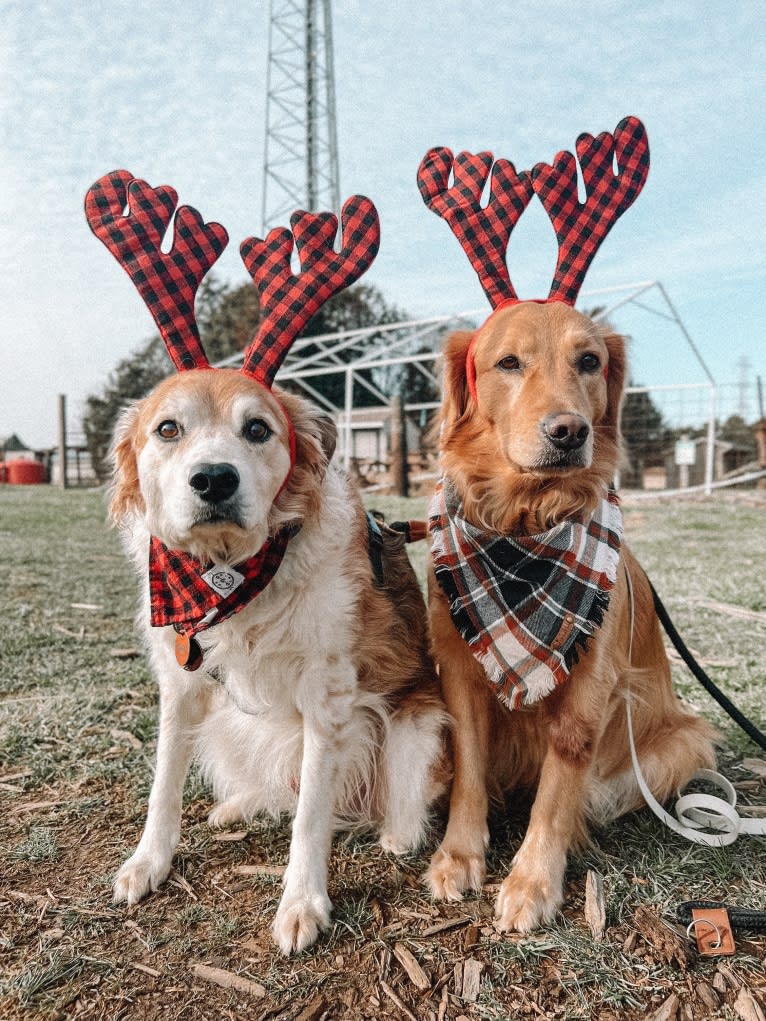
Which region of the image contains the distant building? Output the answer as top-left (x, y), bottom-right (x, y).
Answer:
top-left (0, 433), bottom-right (49, 483)
top-left (0, 433), bottom-right (37, 460)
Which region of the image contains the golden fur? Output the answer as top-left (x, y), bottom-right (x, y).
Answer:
top-left (109, 369), bottom-right (448, 953)
top-left (426, 302), bottom-right (716, 932)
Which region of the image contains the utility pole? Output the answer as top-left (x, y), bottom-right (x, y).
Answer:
top-left (737, 355), bottom-right (751, 420)
top-left (262, 0), bottom-right (341, 232)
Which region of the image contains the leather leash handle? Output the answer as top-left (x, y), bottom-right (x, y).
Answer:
top-left (677, 901), bottom-right (766, 934)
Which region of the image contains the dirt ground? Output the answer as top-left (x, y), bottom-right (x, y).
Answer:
top-left (2, 488), bottom-right (765, 1020)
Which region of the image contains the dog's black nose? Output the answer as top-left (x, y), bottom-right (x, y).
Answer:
top-left (543, 413), bottom-right (590, 451)
top-left (189, 463), bottom-right (240, 503)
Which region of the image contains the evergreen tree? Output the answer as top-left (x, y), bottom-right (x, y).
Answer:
top-left (620, 387), bottom-right (667, 487)
top-left (82, 336), bottom-right (172, 481)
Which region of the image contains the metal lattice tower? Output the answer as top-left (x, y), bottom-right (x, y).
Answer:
top-left (262, 0), bottom-right (341, 232)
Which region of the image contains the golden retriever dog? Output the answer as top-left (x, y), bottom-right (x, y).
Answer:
top-left (425, 300), bottom-right (716, 932)
top-left (109, 368), bottom-right (448, 954)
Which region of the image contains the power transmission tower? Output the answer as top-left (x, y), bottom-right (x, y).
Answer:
top-left (262, 0), bottom-right (341, 232)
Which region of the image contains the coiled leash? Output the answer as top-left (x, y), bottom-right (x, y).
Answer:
top-left (624, 566), bottom-right (766, 847)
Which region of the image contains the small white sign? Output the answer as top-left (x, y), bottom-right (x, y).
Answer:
top-left (674, 440), bottom-right (696, 467)
top-left (202, 564), bottom-right (245, 597)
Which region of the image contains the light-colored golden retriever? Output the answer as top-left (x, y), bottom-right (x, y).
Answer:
top-left (110, 368), bottom-right (448, 954)
top-left (426, 300), bottom-right (716, 931)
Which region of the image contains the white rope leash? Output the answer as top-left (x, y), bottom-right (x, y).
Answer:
top-left (626, 696), bottom-right (766, 846)
top-left (623, 563), bottom-right (766, 846)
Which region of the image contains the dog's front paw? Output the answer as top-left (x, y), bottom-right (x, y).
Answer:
top-left (380, 830), bottom-right (419, 855)
top-left (272, 890), bottom-right (332, 955)
top-left (208, 799), bottom-right (246, 828)
top-left (113, 850), bottom-right (172, 905)
top-left (426, 845), bottom-right (486, 902)
top-left (495, 867), bottom-right (563, 933)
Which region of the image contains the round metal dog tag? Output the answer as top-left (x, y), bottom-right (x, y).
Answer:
top-left (175, 633), bottom-right (203, 671)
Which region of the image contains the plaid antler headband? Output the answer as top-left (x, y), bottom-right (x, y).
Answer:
top-left (84, 171), bottom-right (380, 392)
top-left (418, 115), bottom-right (649, 309)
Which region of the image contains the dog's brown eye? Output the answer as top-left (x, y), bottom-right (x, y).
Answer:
top-left (579, 353), bottom-right (601, 374)
top-left (497, 355), bottom-right (521, 372)
top-left (157, 420), bottom-right (180, 440)
top-left (244, 418), bottom-right (272, 444)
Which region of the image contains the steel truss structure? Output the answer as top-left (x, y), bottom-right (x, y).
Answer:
top-left (262, 0), bottom-right (340, 230)
top-left (218, 281), bottom-right (718, 491)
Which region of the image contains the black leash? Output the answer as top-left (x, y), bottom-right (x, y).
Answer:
top-left (676, 901), bottom-right (766, 934)
top-left (647, 578), bottom-right (766, 753)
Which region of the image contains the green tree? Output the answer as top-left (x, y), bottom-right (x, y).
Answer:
top-left (620, 387), bottom-right (667, 488)
top-left (719, 414), bottom-right (756, 455)
top-left (82, 335), bottom-right (172, 481)
top-left (198, 281), bottom-right (261, 363)
top-left (80, 277), bottom-right (411, 479)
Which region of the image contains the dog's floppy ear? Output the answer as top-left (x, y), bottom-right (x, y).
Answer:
top-left (277, 391), bottom-right (337, 477)
top-left (109, 404), bottom-right (145, 522)
top-left (314, 411), bottom-right (337, 465)
top-left (440, 330), bottom-right (475, 427)
top-left (602, 330), bottom-right (627, 432)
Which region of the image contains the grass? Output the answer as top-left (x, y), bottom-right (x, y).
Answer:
top-left (1, 484), bottom-right (765, 1020)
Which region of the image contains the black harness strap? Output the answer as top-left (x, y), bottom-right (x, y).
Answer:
top-left (366, 512), bottom-right (385, 587)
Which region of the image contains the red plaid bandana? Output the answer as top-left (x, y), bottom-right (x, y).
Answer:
top-left (149, 529), bottom-right (294, 638)
top-left (430, 479), bottom-right (622, 710)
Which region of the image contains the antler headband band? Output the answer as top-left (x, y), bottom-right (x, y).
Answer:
top-left (84, 172), bottom-right (380, 390)
top-left (417, 115), bottom-right (649, 309)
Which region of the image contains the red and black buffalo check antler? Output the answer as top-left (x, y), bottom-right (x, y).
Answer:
top-left (418, 116), bottom-right (649, 307)
top-left (84, 170), bottom-right (228, 372)
top-left (417, 148), bottom-right (534, 307)
top-left (532, 115), bottom-right (649, 305)
top-left (240, 197), bottom-right (380, 387)
top-left (85, 172), bottom-right (380, 387)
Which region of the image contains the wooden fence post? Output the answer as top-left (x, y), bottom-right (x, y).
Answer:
top-left (57, 394), bottom-right (68, 489)
top-left (389, 394), bottom-right (409, 497)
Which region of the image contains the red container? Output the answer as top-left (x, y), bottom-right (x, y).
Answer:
top-left (6, 459), bottom-right (46, 484)
top-left (0, 462), bottom-right (6, 483)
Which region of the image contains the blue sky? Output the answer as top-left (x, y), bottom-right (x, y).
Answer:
top-left (2, 0), bottom-right (764, 449)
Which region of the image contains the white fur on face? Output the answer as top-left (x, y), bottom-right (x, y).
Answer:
top-left (132, 372), bottom-right (292, 562)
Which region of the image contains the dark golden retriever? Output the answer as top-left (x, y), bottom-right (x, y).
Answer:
top-left (426, 300), bottom-right (716, 932)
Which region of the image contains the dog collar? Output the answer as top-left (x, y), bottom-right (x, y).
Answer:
top-left (429, 478), bottom-right (623, 710)
top-left (148, 526), bottom-right (298, 670)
